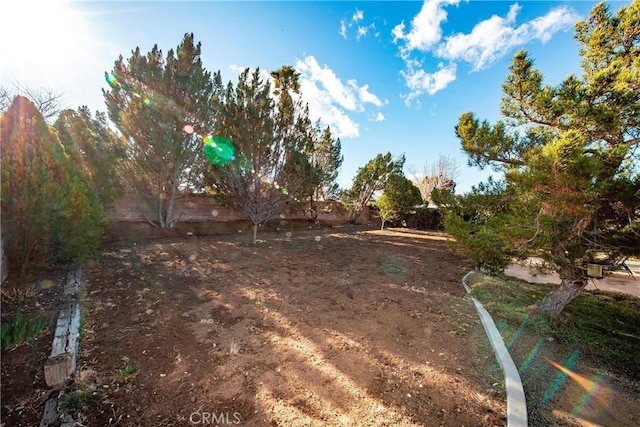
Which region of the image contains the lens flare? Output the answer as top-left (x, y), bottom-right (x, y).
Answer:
top-left (542, 350), bottom-right (579, 404)
top-left (383, 255), bottom-right (409, 278)
top-left (183, 125), bottom-right (194, 134)
top-left (106, 73), bottom-right (118, 85)
top-left (571, 372), bottom-right (612, 419)
top-left (203, 136), bottom-right (235, 166)
top-left (519, 338), bottom-right (545, 375)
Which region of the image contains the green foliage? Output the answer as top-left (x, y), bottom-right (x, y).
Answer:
top-left (1, 311), bottom-right (51, 350)
top-left (378, 173), bottom-right (422, 229)
top-left (54, 107), bottom-right (125, 208)
top-left (270, 65), bottom-right (301, 120)
top-left (60, 382), bottom-right (98, 412)
top-left (115, 363), bottom-right (140, 381)
top-left (301, 123), bottom-right (343, 221)
top-left (443, 211), bottom-right (511, 273)
top-left (1, 96), bottom-right (106, 273)
top-left (437, 178), bottom-right (517, 271)
top-left (51, 174), bottom-right (106, 264)
top-left (450, 1), bottom-right (640, 315)
top-left (343, 152), bottom-right (405, 224)
top-left (104, 33), bottom-right (215, 228)
top-left (205, 67), bottom-right (315, 244)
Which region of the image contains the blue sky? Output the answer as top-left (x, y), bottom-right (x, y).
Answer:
top-left (1, 0), bottom-right (625, 193)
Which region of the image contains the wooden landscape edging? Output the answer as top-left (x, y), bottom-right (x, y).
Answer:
top-left (44, 268), bottom-right (81, 388)
top-left (40, 268), bottom-right (82, 427)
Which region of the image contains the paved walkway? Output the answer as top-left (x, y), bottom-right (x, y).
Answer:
top-left (505, 261), bottom-right (640, 298)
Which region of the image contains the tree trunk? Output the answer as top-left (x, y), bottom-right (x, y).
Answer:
top-left (350, 208), bottom-right (361, 225)
top-left (252, 224), bottom-right (258, 245)
top-left (533, 277), bottom-right (587, 316)
top-left (380, 219), bottom-right (385, 230)
top-left (166, 181), bottom-right (178, 229)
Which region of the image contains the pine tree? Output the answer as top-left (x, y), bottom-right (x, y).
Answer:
top-left (54, 107), bottom-right (125, 208)
top-left (103, 33), bottom-right (215, 227)
top-left (301, 123), bottom-right (343, 222)
top-left (1, 96), bottom-right (58, 273)
top-left (206, 68), bottom-right (314, 244)
top-left (449, 0), bottom-right (640, 315)
top-left (379, 174), bottom-right (423, 230)
top-left (343, 152), bottom-right (405, 224)
top-left (1, 96), bottom-right (105, 275)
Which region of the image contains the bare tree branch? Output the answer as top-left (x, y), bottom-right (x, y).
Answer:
top-left (410, 155), bottom-right (460, 203)
top-left (1, 83), bottom-right (64, 121)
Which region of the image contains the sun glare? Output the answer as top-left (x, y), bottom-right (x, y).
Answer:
top-left (0, 0), bottom-right (94, 85)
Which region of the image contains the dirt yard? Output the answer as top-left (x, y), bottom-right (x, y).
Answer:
top-left (71, 227), bottom-right (506, 426)
top-left (4, 226), bottom-right (640, 426)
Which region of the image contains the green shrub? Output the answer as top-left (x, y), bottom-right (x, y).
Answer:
top-left (1, 311), bottom-right (51, 350)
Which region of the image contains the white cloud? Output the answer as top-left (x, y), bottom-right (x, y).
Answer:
top-left (527, 6), bottom-right (581, 43)
top-left (401, 63), bottom-right (457, 103)
top-left (297, 56), bottom-right (359, 111)
top-left (437, 4), bottom-right (580, 70)
top-left (392, 0), bottom-right (461, 52)
top-left (391, 21), bottom-right (405, 44)
top-left (371, 112), bottom-right (385, 122)
top-left (358, 84), bottom-right (383, 107)
top-left (295, 55), bottom-right (385, 138)
top-left (393, 1), bottom-right (580, 99)
top-left (339, 20), bottom-right (347, 39)
top-left (340, 8), bottom-right (378, 41)
top-left (229, 59), bottom-right (385, 139)
top-left (228, 64), bottom-right (245, 74)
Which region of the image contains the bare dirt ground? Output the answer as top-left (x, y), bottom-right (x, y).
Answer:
top-left (3, 227), bottom-right (638, 426)
top-left (77, 227), bottom-right (506, 426)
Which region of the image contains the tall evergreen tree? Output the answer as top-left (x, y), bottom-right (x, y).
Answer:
top-left (1, 96), bottom-right (58, 273)
top-left (206, 68), bottom-right (314, 244)
top-left (1, 96), bottom-right (105, 275)
top-left (343, 152), bottom-right (405, 224)
top-left (449, 0), bottom-right (640, 315)
top-left (103, 33), bottom-right (214, 227)
top-left (54, 107), bottom-right (125, 208)
top-left (302, 123), bottom-right (343, 222)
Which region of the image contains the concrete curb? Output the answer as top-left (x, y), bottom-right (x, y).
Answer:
top-left (462, 272), bottom-right (527, 427)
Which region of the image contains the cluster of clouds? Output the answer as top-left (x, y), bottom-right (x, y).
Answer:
top-left (339, 9), bottom-right (380, 41)
top-left (228, 56), bottom-right (386, 139)
top-left (295, 56), bottom-right (386, 138)
top-left (392, 0), bottom-right (580, 103)
top-left (228, 1), bottom-right (581, 139)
